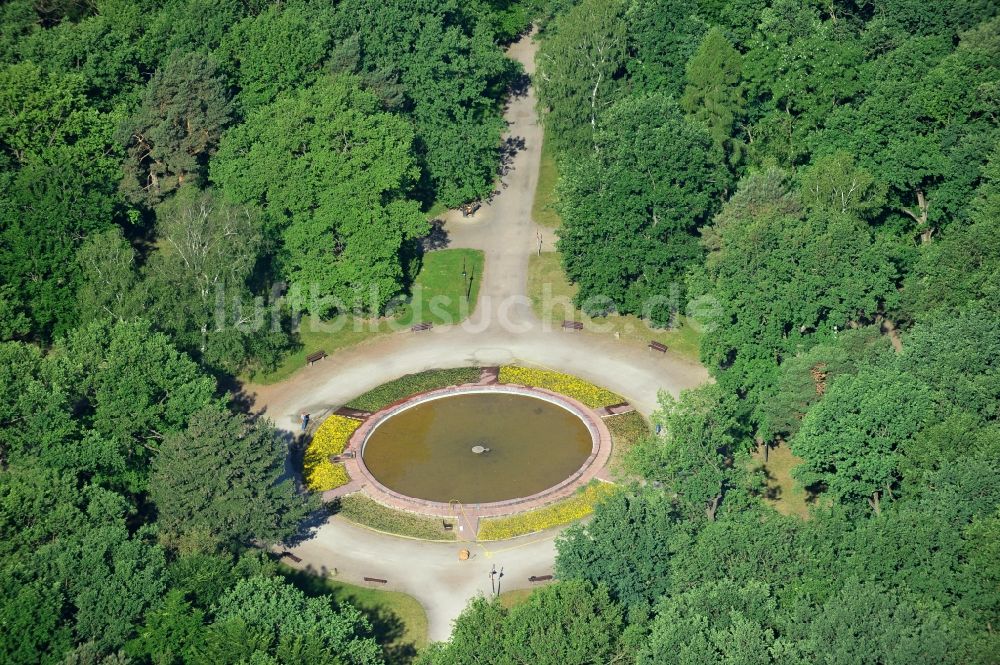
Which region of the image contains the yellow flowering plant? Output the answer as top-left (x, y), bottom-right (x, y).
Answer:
top-left (477, 481), bottom-right (617, 541)
top-left (497, 366), bottom-right (623, 408)
top-left (303, 415), bottom-right (360, 491)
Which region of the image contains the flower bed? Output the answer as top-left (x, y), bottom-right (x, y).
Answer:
top-left (303, 415), bottom-right (360, 491)
top-left (345, 367), bottom-right (483, 412)
top-left (337, 494), bottom-right (457, 541)
top-left (497, 366), bottom-right (623, 408)
top-left (477, 481), bottom-right (617, 541)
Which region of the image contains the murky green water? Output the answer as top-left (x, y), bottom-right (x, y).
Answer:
top-left (362, 392), bottom-right (592, 503)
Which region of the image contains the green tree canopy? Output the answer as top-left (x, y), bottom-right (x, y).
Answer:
top-left (681, 26), bottom-right (744, 166)
top-left (212, 74), bottom-right (427, 316)
top-left (557, 94), bottom-right (726, 324)
top-left (149, 405), bottom-right (313, 548)
top-left (536, 0), bottom-right (628, 156)
top-left (75, 227), bottom-right (139, 326)
top-left (640, 580), bottom-right (779, 665)
top-left (0, 467), bottom-right (167, 658)
top-left (697, 169), bottom-right (897, 413)
top-left (792, 359), bottom-right (932, 515)
top-left (625, 0), bottom-right (707, 99)
top-left (51, 318), bottom-right (217, 490)
top-left (0, 62), bottom-right (120, 338)
top-left (902, 148), bottom-right (1000, 319)
top-left (418, 581), bottom-right (629, 665)
top-left (120, 50), bottom-right (231, 203)
top-left (333, 0), bottom-right (517, 205)
top-left (627, 385), bottom-right (748, 521)
top-left (198, 575), bottom-right (382, 665)
top-left (823, 18), bottom-right (1000, 239)
top-left (556, 488), bottom-right (683, 609)
top-left (141, 188), bottom-right (288, 373)
top-left (217, 1), bottom-right (336, 114)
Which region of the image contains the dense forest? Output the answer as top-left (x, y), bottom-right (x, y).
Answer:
top-left (1, 0), bottom-right (998, 663)
top-left (422, 0), bottom-right (1000, 664)
top-left (0, 0), bottom-right (527, 662)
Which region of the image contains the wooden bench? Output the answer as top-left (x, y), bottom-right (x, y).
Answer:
top-left (442, 521), bottom-right (454, 531)
top-left (306, 350), bottom-right (327, 365)
top-left (528, 575), bottom-right (553, 583)
top-left (561, 320), bottom-right (583, 331)
top-left (648, 341), bottom-right (668, 353)
top-left (280, 551), bottom-right (302, 563)
top-left (411, 322), bottom-right (433, 332)
top-left (363, 576), bottom-right (388, 584)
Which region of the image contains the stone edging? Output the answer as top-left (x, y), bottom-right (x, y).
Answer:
top-left (332, 383), bottom-right (613, 523)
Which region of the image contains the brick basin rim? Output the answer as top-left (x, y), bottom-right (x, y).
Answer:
top-left (345, 384), bottom-right (612, 516)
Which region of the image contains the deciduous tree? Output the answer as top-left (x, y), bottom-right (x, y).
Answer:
top-left (628, 386), bottom-right (746, 521)
top-left (198, 575), bottom-right (382, 664)
top-left (212, 75), bottom-right (427, 316)
top-left (536, 0), bottom-right (628, 156)
top-left (557, 94), bottom-right (726, 324)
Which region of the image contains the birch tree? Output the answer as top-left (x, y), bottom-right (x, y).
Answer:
top-left (535, 0), bottom-right (628, 157)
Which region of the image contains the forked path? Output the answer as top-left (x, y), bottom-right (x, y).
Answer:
top-left (251, 32), bottom-right (708, 642)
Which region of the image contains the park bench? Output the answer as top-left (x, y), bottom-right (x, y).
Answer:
top-left (460, 201), bottom-right (481, 217)
top-left (648, 341), bottom-right (668, 353)
top-left (280, 551), bottom-right (302, 563)
top-left (528, 575), bottom-right (553, 583)
top-left (363, 576), bottom-right (388, 584)
top-left (306, 350), bottom-right (327, 365)
top-left (442, 521), bottom-right (454, 531)
top-left (411, 322), bottom-right (433, 332)
top-left (561, 320), bottom-right (583, 331)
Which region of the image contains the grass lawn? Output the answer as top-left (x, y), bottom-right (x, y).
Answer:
top-left (250, 249), bottom-right (484, 384)
top-left (391, 248), bottom-right (483, 326)
top-left (532, 136), bottom-right (562, 228)
top-left (750, 442), bottom-right (810, 519)
top-left (498, 588), bottom-right (537, 609)
top-left (280, 566), bottom-right (428, 663)
top-left (424, 200), bottom-right (449, 219)
top-left (527, 252), bottom-right (702, 362)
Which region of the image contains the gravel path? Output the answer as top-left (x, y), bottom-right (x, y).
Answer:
top-left (254, 31), bottom-right (709, 643)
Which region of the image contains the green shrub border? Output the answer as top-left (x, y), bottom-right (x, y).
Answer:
top-left (335, 494), bottom-right (457, 541)
top-left (345, 367), bottom-right (483, 412)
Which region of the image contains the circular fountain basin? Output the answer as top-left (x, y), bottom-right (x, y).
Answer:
top-left (359, 389), bottom-right (596, 504)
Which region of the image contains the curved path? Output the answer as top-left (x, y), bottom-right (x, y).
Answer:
top-left (250, 33), bottom-right (709, 642)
